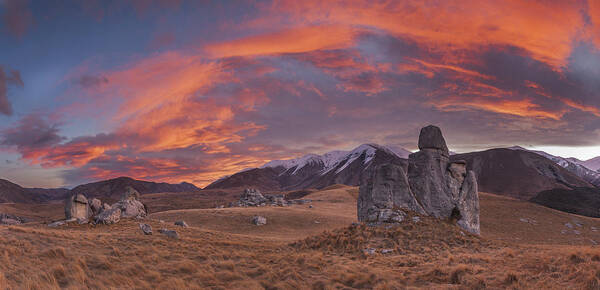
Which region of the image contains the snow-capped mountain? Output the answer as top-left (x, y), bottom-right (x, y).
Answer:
top-left (508, 146), bottom-right (600, 188)
top-left (206, 144), bottom-right (410, 191)
top-left (581, 156), bottom-right (600, 172)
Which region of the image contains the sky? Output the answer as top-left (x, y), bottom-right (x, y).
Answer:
top-left (1, 0), bottom-right (600, 188)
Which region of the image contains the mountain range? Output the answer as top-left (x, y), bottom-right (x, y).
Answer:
top-left (206, 144), bottom-right (409, 191)
top-left (0, 177), bottom-right (200, 204)
top-left (1, 143), bottom-right (599, 217)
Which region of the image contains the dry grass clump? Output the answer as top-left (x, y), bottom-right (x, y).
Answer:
top-left (291, 214), bottom-right (487, 257)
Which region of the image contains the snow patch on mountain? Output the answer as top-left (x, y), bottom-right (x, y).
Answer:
top-left (260, 144), bottom-right (408, 177)
top-left (509, 146), bottom-right (600, 187)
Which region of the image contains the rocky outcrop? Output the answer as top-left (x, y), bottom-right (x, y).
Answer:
top-left (65, 194), bottom-right (92, 220)
top-left (109, 187), bottom-right (147, 219)
top-left (229, 188), bottom-right (310, 207)
top-left (358, 125), bottom-right (480, 234)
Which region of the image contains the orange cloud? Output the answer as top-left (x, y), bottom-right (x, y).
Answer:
top-left (432, 96), bottom-right (566, 120)
top-left (204, 25), bottom-right (358, 58)
top-left (271, 0), bottom-right (586, 67)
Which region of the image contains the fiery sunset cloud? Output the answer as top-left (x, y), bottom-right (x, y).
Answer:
top-left (1, 0), bottom-right (599, 188)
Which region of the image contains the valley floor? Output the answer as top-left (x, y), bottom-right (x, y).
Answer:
top-left (1, 186), bottom-right (600, 289)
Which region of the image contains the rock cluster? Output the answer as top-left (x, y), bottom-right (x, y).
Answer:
top-left (229, 188), bottom-right (311, 207)
top-left (52, 186), bottom-right (148, 227)
top-left (358, 125), bottom-right (480, 234)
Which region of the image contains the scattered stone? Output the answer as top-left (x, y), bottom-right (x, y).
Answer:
top-left (0, 214), bottom-right (27, 225)
top-left (358, 125), bottom-right (480, 234)
top-left (381, 249), bottom-right (394, 254)
top-left (519, 218), bottom-right (537, 225)
top-left (574, 230), bottom-right (581, 235)
top-left (565, 223), bottom-right (574, 229)
top-left (174, 221), bottom-right (189, 228)
top-left (308, 205), bottom-right (313, 209)
top-left (590, 239), bottom-right (598, 245)
top-left (48, 220), bottom-right (66, 227)
top-left (561, 229), bottom-right (568, 234)
top-left (159, 228), bottom-right (179, 239)
top-left (65, 193), bottom-right (92, 220)
top-left (314, 220), bottom-right (320, 224)
top-left (94, 208), bottom-right (121, 225)
top-left (592, 226), bottom-right (598, 232)
top-left (252, 216), bottom-right (267, 226)
top-left (412, 216), bottom-right (421, 223)
top-left (139, 223), bottom-right (152, 235)
top-left (76, 218), bottom-right (89, 225)
top-left (363, 248), bottom-right (376, 255)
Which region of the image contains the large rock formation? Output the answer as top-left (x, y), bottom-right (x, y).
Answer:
top-left (358, 125), bottom-right (480, 234)
top-left (65, 194), bottom-right (92, 220)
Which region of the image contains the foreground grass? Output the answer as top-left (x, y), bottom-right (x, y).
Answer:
top-left (0, 216), bottom-right (599, 289)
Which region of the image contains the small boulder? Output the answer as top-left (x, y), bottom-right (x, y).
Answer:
top-left (48, 220), bottom-right (66, 227)
top-left (252, 216), bottom-right (267, 226)
top-left (159, 228), bottom-right (179, 239)
top-left (139, 223), bottom-right (153, 235)
top-left (174, 221), bottom-right (188, 228)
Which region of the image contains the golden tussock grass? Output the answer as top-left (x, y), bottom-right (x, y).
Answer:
top-left (0, 186), bottom-right (599, 288)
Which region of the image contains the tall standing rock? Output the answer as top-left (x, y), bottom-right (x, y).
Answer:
top-left (358, 125), bottom-right (480, 234)
top-left (65, 194), bottom-right (91, 220)
top-left (358, 162), bottom-right (425, 223)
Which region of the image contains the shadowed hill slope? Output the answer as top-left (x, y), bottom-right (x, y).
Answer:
top-left (451, 148), bottom-right (593, 200)
top-left (70, 176), bottom-right (200, 201)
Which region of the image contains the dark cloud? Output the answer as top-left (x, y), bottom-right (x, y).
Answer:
top-left (0, 114), bottom-right (64, 149)
top-left (0, 66), bottom-right (24, 116)
top-left (1, 0), bottom-right (33, 38)
top-left (75, 74), bottom-right (109, 88)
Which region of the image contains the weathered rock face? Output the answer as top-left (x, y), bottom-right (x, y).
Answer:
top-left (358, 125), bottom-right (480, 234)
top-left (111, 187), bottom-right (147, 219)
top-left (89, 198), bottom-right (102, 216)
top-left (418, 125), bottom-right (449, 156)
top-left (358, 163), bottom-right (425, 223)
top-left (94, 207), bottom-right (121, 224)
top-left (65, 194), bottom-right (91, 220)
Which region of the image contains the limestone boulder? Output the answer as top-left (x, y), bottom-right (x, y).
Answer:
top-left (139, 223), bottom-right (153, 235)
top-left (94, 207), bottom-right (121, 225)
top-left (252, 216), bottom-right (267, 226)
top-left (89, 198), bottom-right (102, 216)
top-left (358, 125), bottom-right (480, 234)
top-left (418, 125), bottom-right (449, 156)
top-left (358, 163), bottom-right (425, 223)
top-left (174, 221), bottom-right (188, 228)
top-left (159, 228), bottom-right (179, 239)
top-left (65, 194), bottom-right (91, 220)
